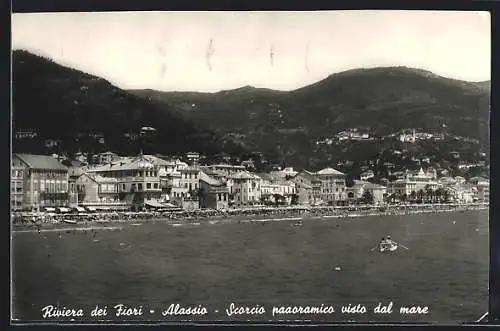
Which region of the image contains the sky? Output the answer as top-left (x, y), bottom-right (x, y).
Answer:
top-left (12, 11), bottom-right (491, 92)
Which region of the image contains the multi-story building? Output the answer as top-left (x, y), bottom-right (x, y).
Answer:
top-left (469, 177), bottom-right (490, 203)
top-left (346, 180), bottom-right (387, 205)
top-left (185, 152), bottom-right (200, 166)
top-left (446, 183), bottom-right (475, 203)
top-left (178, 167), bottom-right (200, 197)
top-left (230, 171), bottom-right (262, 206)
top-left (259, 173), bottom-right (296, 205)
top-left (290, 172), bottom-right (313, 205)
top-left (93, 151), bottom-right (119, 165)
top-left (294, 170), bottom-right (322, 204)
top-left (12, 154), bottom-right (69, 210)
top-left (315, 167), bottom-right (347, 206)
top-left (75, 173), bottom-right (128, 210)
top-left (87, 154), bottom-right (161, 210)
top-left (11, 165), bottom-right (25, 211)
top-left (199, 172), bottom-right (229, 210)
top-left (388, 168), bottom-right (439, 197)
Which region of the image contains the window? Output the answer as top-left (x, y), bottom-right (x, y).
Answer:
top-left (147, 183), bottom-right (151, 189)
top-left (138, 183), bottom-right (143, 190)
top-left (122, 184), bottom-right (126, 190)
top-left (184, 183), bottom-right (188, 188)
top-left (154, 183), bottom-right (158, 189)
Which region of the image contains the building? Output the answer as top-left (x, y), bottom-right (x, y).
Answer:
top-left (446, 183), bottom-right (475, 203)
top-left (93, 151), bottom-right (119, 165)
top-left (259, 173), bottom-right (296, 205)
top-left (230, 171), bottom-right (262, 206)
top-left (15, 130), bottom-right (38, 139)
top-left (12, 154), bottom-right (69, 210)
top-left (469, 177), bottom-right (490, 203)
top-left (290, 171), bottom-right (315, 205)
top-left (199, 172), bottom-right (229, 210)
top-left (346, 180), bottom-right (387, 205)
top-left (388, 168), bottom-right (439, 197)
top-left (11, 165), bottom-right (25, 211)
top-left (87, 154), bottom-right (162, 210)
top-left (360, 170), bottom-right (375, 181)
top-left (75, 173), bottom-right (129, 210)
top-left (186, 152), bottom-right (200, 166)
top-left (241, 160), bottom-right (256, 171)
top-left (399, 129), bottom-right (416, 143)
top-left (206, 164), bottom-right (246, 176)
top-left (315, 167), bottom-right (347, 206)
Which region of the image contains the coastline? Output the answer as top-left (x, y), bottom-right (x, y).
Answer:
top-left (11, 203), bottom-right (488, 232)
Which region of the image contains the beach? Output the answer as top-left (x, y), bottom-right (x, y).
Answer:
top-left (11, 203), bottom-right (488, 231)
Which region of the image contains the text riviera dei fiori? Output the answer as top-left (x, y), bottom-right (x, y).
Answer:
top-left (40, 303), bottom-right (338, 318)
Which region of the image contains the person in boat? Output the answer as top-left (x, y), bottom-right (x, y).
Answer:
top-left (386, 235), bottom-right (395, 245)
top-left (378, 236), bottom-right (395, 250)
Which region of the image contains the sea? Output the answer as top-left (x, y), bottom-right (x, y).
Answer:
top-left (11, 209), bottom-right (489, 324)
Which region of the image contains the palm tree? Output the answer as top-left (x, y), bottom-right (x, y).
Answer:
top-left (425, 185), bottom-right (433, 204)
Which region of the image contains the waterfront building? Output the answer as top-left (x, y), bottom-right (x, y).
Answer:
top-left (75, 173), bottom-right (129, 210)
top-left (290, 171), bottom-right (314, 205)
top-left (346, 180), bottom-right (387, 205)
top-left (12, 154), bottom-right (69, 210)
top-left (87, 154), bottom-right (161, 210)
top-left (388, 168), bottom-right (439, 197)
top-left (230, 171), bottom-right (262, 206)
top-left (199, 172), bottom-right (229, 210)
top-left (258, 173), bottom-right (296, 205)
top-left (315, 167), bottom-right (347, 206)
top-left (11, 165), bottom-right (25, 211)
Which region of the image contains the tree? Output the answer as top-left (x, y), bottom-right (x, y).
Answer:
top-left (401, 193), bottom-right (408, 203)
top-left (345, 176), bottom-right (355, 187)
top-left (409, 190), bottom-right (417, 203)
top-left (417, 189), bottom-right (425, 203)
top-left (361, 190), bottom-right (374, 205)
top-left (425, 185), bottom-right (433, 204)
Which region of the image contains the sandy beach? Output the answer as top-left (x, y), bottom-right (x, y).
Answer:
top-left (12, 203), bottom-right (488, 232)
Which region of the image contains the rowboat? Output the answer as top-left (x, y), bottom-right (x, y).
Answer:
top-left (379, 242), bottom-right (398, 253)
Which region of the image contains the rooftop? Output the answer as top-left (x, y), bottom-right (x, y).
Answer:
top-left (14, 154), bottom-right (68, 171)
top-left (316, 167), bottom-right (345, 176)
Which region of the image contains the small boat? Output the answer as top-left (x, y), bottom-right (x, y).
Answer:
top-left (379, 242), bottom-right (398, 253)
top-left (63, 219), bottom-right (77, 224)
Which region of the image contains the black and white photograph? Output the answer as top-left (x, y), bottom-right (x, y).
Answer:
top-left (11, 10), bottom-right (491, 324)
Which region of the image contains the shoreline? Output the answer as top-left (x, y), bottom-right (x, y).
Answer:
top-left (12, 203), bottom-right (488, 232)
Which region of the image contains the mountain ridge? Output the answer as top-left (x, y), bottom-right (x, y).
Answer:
top-left (12, 50), bottom-right (490, 172)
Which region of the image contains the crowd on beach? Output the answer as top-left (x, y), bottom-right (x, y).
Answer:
top-left (12, 202), bottom-right (488, 228)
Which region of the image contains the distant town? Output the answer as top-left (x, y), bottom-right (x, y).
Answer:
top-left (11, 125), bottom-right (489, 213)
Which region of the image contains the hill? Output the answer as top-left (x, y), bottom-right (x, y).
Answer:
top-left (12, 50), bottom-right (247, 160)
top-left (130, 67), bottom-right (490, 170)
